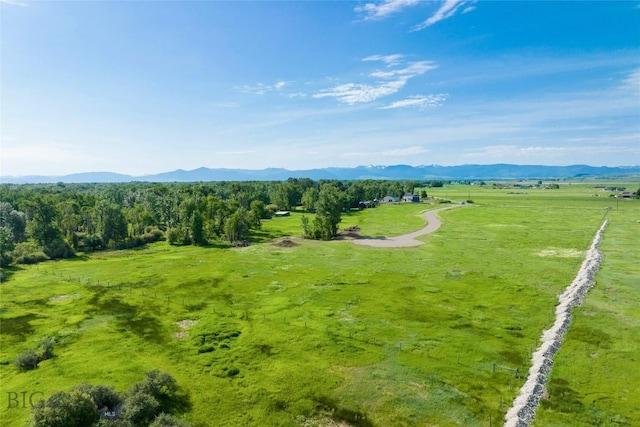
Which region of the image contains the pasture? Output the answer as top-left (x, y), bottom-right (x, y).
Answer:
top-left (1, 182), bottom-right (638, 426)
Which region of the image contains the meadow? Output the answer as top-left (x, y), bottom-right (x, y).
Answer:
top-left (1, 182), bottom-right (638, 426)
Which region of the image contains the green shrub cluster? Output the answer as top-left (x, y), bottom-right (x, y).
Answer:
top-left (43, 238), bottom-right (75, 259)
top-left (122, 228), bottom-right (165, 249)
top-left (30, 370), bottom-right (191, 427)
top-left (11, 239), bottom-right (73, 264)
top-left (14, 349), bottom-right (40, 371)
top-left (14, 337), bottom-right (56, 371)
top-left (12, 242), bottom-right (50, 265)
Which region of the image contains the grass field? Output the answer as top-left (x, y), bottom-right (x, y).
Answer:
top-left (1, 182), bottom-right (638, 426)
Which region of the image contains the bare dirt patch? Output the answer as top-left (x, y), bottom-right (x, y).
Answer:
top-left (174, 319), bottom-right (198, 340)
top-left (49, 294), bottom-right (81, 302)
top-left (298, 416), bottom-right (354, 427)
top-left (274, 237), bottom-right (298, 248)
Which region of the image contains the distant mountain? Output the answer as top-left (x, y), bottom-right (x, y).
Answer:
top-left (2, 164), bottom-right (639, 184)
top-left (0, 171), bottom-right (134, 184)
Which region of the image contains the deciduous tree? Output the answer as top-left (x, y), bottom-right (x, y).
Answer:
top-left (312, 184), bottom-right (347, 239)
top-left (94, 200), bottom-right (128, 248)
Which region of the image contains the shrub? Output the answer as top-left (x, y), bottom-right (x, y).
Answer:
top-left (122, 391), bottom-right (160, 426)
top-left (12, 242), bottom-right (49, 265)
top-left (96, 420), bottom-right (130, 427)
top-left (28, 371), bottom-right (189, 427)
top-left (131, 370), bottom-right (178, 403)
top-left (1, 252), bottom-right (12, 268)
top-left (84, 234), bottom-right (104, 251)
top-left (197, 345), bottom-right (215, 354)
top-left (71, 384), bottom-right (121, 411)
top-left (39, 336), bottom-right (55, 361)
top-left (142, 228), bottom-right (164, 243)
top-left (301, 216), bottom-right (313, 239)
top-left (43, 238), bottom-right (74, 259)
top-left (14, 349), bottom-right (40, 371)
top-left (14, 252), bottom-right (49, 264)
top-left (149, 413), bottom-right (192, 427)
top-left (124, 235), bottom-right (144, 249)
top-left (32, 391), bottom-right (99, 427)
top-left (226, 367), bottom-right (240, 377)
top-left (75, 233), bottom-right (101, 251)
top-left (167, 228), bottom-right (180, 245)
top-left (120, 228), bottom-right (164, 249)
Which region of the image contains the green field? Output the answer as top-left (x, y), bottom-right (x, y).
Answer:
top-left (1, 183), bottom-right (638, 426)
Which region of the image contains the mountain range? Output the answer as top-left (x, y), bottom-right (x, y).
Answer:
top-left (2, 164), bottom-right (639, 184)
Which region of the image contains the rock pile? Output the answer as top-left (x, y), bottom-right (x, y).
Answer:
top-left (504, 220), bottom-right (608, 427)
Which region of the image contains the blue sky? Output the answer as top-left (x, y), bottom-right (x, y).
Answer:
top-left (1, 0), bottom-right (639, 176)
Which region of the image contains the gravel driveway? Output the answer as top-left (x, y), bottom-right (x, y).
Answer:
top-left (352, 205), bottom-right (463, 248)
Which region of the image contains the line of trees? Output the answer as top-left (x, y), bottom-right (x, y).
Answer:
top-left (0, 179), bottom-right (429, 266)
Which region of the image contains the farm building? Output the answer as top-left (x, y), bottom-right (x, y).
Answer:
top-left (402, 193), bottom-right (420, 202)
top-left (381, 196), bottom-right (398, 203)
top-left (358, 201), bottom-right (376, 209)
top-left (614, 192), bottom-right (634, 199)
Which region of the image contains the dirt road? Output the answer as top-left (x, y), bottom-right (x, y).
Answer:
top-left (352, 205), bottom-right (463, 248)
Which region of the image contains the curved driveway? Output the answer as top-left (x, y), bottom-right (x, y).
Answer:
top-left (353, 205), bottom-right (463, 248)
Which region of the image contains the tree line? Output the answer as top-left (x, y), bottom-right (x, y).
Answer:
top-left (0, 179), bottom-right (437, 266)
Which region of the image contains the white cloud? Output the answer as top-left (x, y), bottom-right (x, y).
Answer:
top-left (314, 58), bottom-right (437, 105)
top-left (355, 0), bottom-right (477, 30)
top-left (382, 145), bottom-right (429, 156)
top-left (369, 61), bottom-right (438, 78)
top-left (380, 94), bottom-right (448, 109)
top-left (461, 143), bottom-right (640, 164)
top-left (235, 81), bottom-right (290, 95)
top-left (621, 68), bottom-right (640, 92)
top-left (342, 145), bottom-right (428, 158)
top-left (412, 0), bottom-right (476, 31)
top-left (235, 84), bottom-right (269, 95)
top-left (355, 0), bottom-right (421, 20)
top-left (313, 81), bottom-right (406, 104)
top-left (363, 54), bottom-right (405, 66)
top-left (463, 145), bottom-right (565, 160)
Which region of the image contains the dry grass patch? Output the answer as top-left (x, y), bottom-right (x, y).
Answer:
top-left (536, 247), bottom-right (584, 258)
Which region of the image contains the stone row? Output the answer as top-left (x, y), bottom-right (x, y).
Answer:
top-left (503, 220), bottom-right (608, 427)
